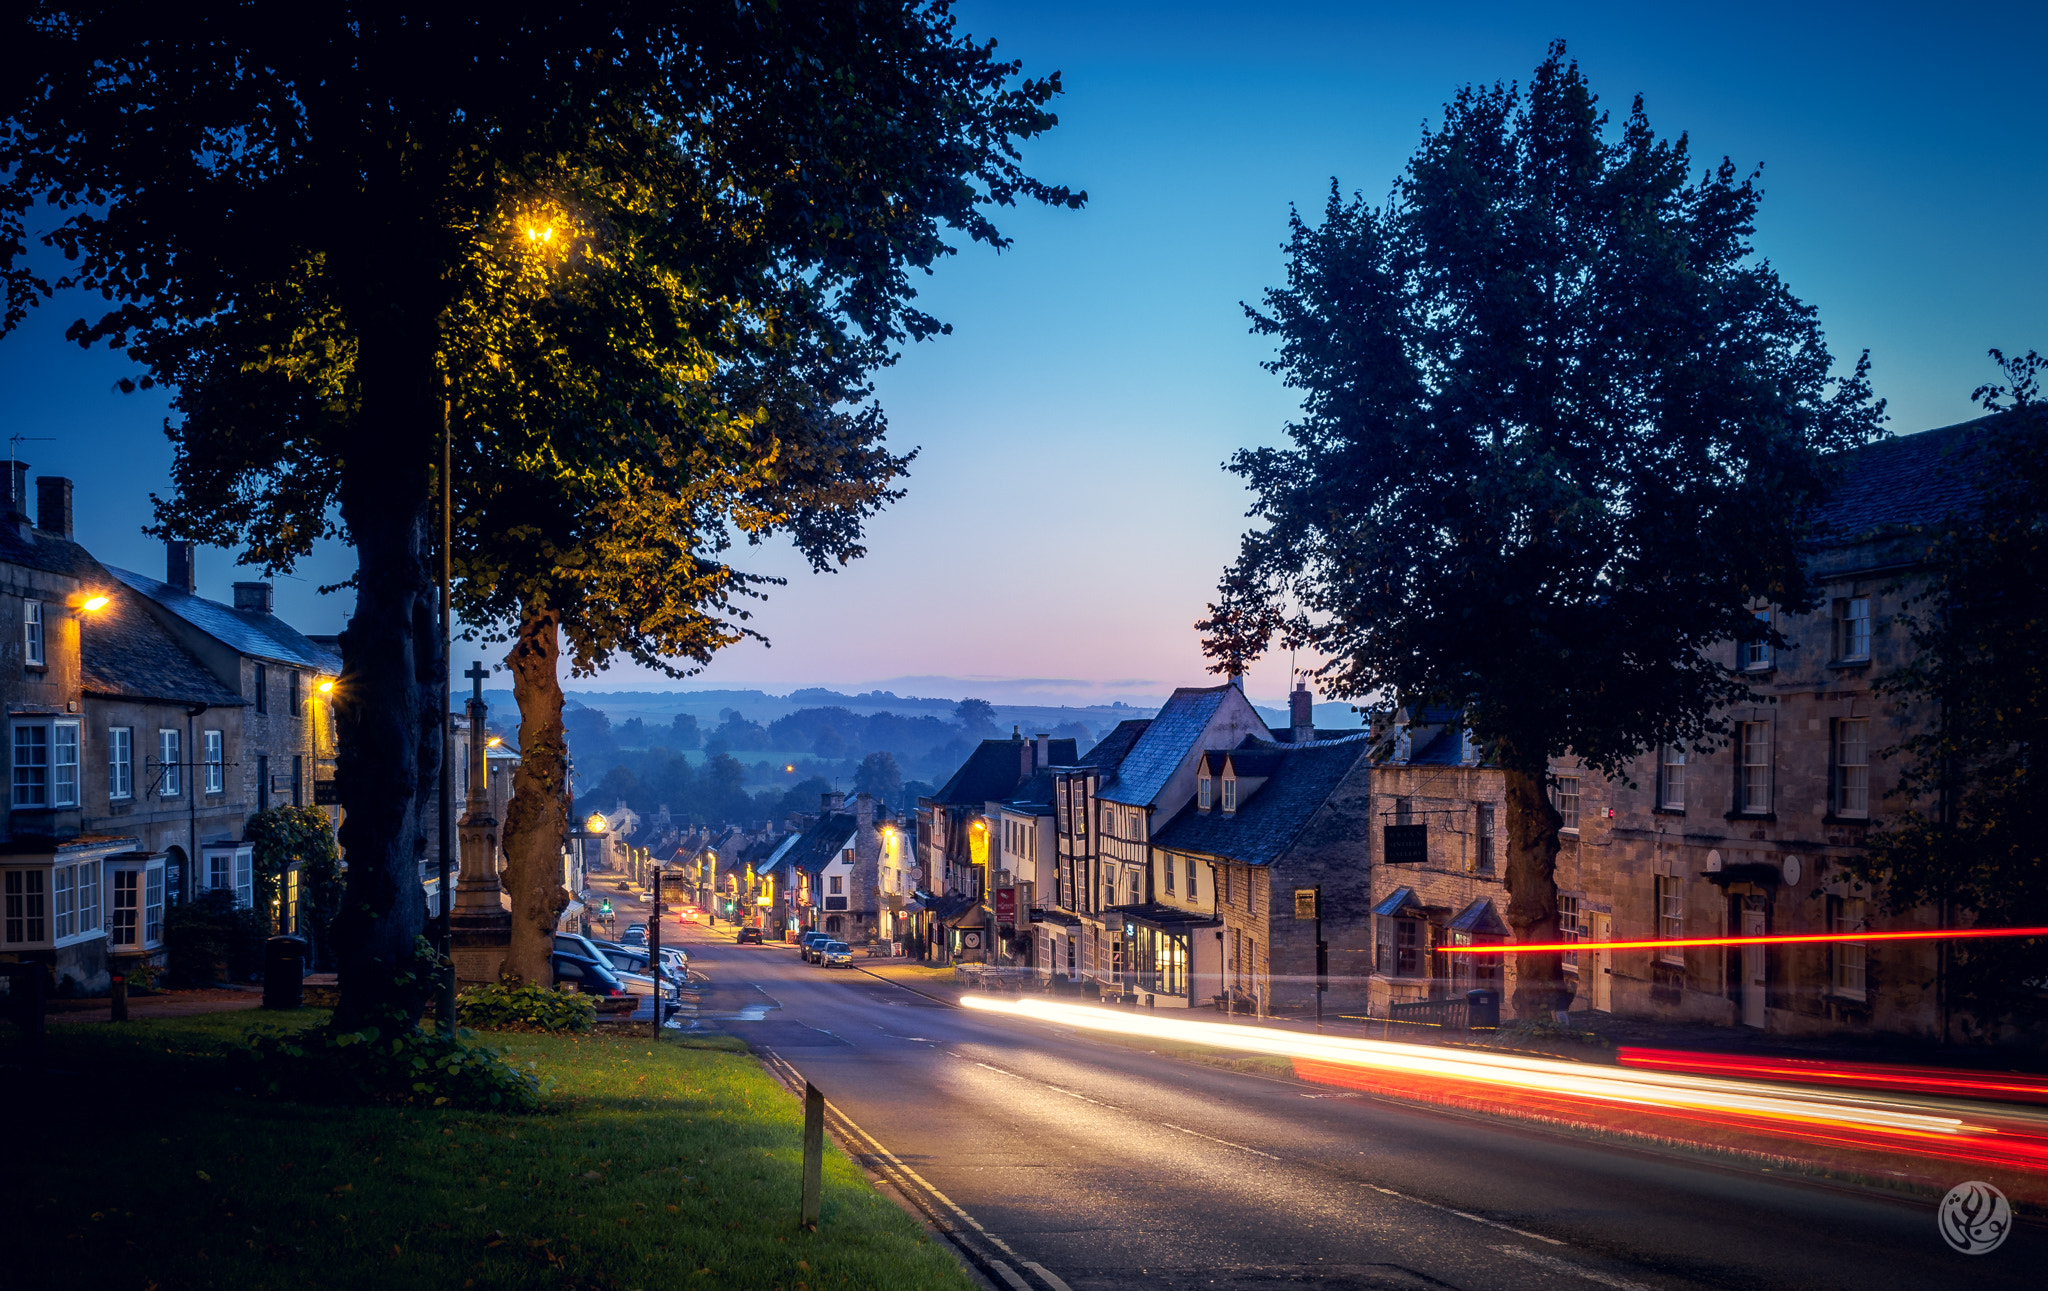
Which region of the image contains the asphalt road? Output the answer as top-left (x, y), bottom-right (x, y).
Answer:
top-left (676, 926), bottom-right (2037, 1291)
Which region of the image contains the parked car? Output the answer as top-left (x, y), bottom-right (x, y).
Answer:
top-left (552, 953), bottom-right (630, 998)
top-left (736, 927), bottom-right (764, 944)
top-left (586, 939), bottom-right (687, 990)
top-left (554, 933), bottom-right (673, 997)
top-left (820, 941), bottom-right (853, 969)
top-left (619, 923), bottom-right (648, 945)
top-left (799, 932), bottom-right (832, 962)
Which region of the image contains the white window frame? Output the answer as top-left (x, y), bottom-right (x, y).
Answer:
top-left (1836, 596), bottom-right (1872, 662)
top-left (1221, 777), bottom-right (1236, 811)
top-left (12, 718), bottom-right (80, 808)
top-left (1830, 894), bottom-right (1867, 999)
top-left (4, 867), bottom-right (47, 944)
top-left (1835, 718), bottom-right (1869, 817)
top-left (1742, 607), bottom-right (1774, 671)
top-left (1198, 775), bottom-right (1211, 809)
top-left (1739, 721), bottom-right (1772, 814)
top-left (108, 726), bottom-right (133, 800)
top-left (204, 728), bottom-right (224, 795)
top-left (1658, 744), bottom-right (1686, 811)
top-left (1553, 776), bottom-right (1581, 831)
top-left (158, 728), bottom-right (181, 798)
top-left (1558, 893), bottom-right (1583, 971)
top-left (1657, 875), bottom-right (1685, 966)
top-left (23, 598), bottom-right (44, 667)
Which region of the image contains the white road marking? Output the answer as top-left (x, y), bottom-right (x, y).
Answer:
top-left (1493, 1245), bottom-right (1657, 1290)
top-left (1370, 1185), bottom-right (1565, 1246)
top-left (1160, 1122), bottom-right (1282, 1160)
top-left (1023, 1261), bottom-right (1076, 1291)
top-left (973, 1060), bottom-right (1109, 1106)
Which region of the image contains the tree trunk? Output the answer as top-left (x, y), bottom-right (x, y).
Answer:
top-left (501, 605), bottom-right (571, 984)
top-left (328, 325), bottom-right (442, 1032)
top-left (1501, 761), bottom-right (1566, 1022)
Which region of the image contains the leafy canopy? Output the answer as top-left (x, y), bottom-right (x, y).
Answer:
top-left (1203, 44), bottom-right (1884, 773)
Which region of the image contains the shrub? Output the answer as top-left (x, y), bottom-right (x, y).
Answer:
top-left (234, 1017), bottom-right (551, 1111)
top-left (164, 890), bottom-right (269, 985)
top-left (456, 981), bottom-right (597, 1033)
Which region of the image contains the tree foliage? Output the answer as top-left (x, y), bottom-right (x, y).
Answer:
top-left (1851, 350), bottom-right (2048, 1033)
top-left (1202, 44), bottom-right (1882, 1016)
top-left (245, 804), bottom-right (345, 968)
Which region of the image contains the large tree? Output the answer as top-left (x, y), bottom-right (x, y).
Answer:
top-left (1850, 350), bottom-right (2047, 1036)
top-left (3, 3), bottom-right (1078, 1028)
top-left (1201, 45), bottom-right (1882, 1019)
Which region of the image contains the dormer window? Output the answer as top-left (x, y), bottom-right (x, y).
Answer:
top-left (1221, 776), bottom-right (1237, 812)
top-left (1198, 775), bottom-right (1212, 809)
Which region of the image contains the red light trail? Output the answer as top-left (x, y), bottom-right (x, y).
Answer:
top-left (1616, 1048), bottom-right (2048, 1106)
top-left (1436, 925), bottom-right (2048, 955)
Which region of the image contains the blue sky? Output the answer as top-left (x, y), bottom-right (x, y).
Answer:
top-left (4, 1), bottom-right (2042, 708)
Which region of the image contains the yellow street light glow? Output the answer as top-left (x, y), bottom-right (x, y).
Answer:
top-left (785, 764), bottom-right (795, 773)
top-left (586, 814), bottom-right (606, 833)
top-left (525, 225), bottom-right (554, 244)
top-left (80, 595), bottom-right (110, 612)
top-left (317, 677), bottom-right (336, 694)
top-left (486, 736), bottom-right (503, 748)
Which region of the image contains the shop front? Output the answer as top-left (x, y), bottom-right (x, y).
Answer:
top-left (1113, 903), bottom-right (1219, 1008)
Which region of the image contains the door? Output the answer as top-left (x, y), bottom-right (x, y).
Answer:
top-left (1741, 907), bottom-right (1767, 1028)
top-left (1591, 913), bottom-right (1613, 1012)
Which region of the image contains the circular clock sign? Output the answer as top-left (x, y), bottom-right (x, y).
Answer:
top-left (962, 930), bottom-right (984, 950)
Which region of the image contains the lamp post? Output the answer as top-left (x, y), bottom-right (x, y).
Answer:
top-left (438, 390), bottom-right (457, 1028)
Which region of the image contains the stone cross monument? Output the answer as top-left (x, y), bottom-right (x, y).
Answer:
top-left (449, 660), bottom-right (514, 981)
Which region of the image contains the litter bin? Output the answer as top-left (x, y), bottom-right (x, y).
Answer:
top-left (1466, 987), bottom-right (1501, 1030)
top-left (263, 935), bottom-right (308, 1010)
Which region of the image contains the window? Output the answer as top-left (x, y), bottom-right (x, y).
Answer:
top-left (1829, 895), bottom-right (1867, 998)
top-left (1552, 777), bottom-right (1581, 831)
top-left (1246, 874), bottom-right (1256, 916)
top-left (1125, 868), bottom-right (1141, 906)
top-left (1835, 596), bottom-right (1872, 662)
top-left (1186, 855), bottom-right (1197, 897)
top-left (79, 860), bottom-right (99, 936)
top-left (1658, 745), bottom-right (1686, 811)
top-left (1198, 775), bottom-right (1212, 809)
top-left (112, 869), bottom-right (140, 947)
top-left (1738, 721), bottom-right (1772, 813)
top-left (1393, 919), bottom-right (1420, 976)
top-left (1294, 888), bottom-right (1317, 920)
top-left (204, 729), bottom-right (223, 794)
top-left (5, 868), bottom-right (46, 943)
top-left (1742, 607), bottom-right (1774, 670)
top-left (1558, 893), bottom-right (1583, 970)
top-left (292, 754), bottom-right (304, 806)
top-left (254, 662), bottom-right (268, 714)
top-left (53, 862), bottom-right (74, 939)
top-left (1657, 875), bottom-right (1685, 965)
top-left (289, 669), bottom-right (301, 715)
top-left (23, 598), bottom-right (45, 666)
top-left (1474, 803), bottom-right (1495, 875)
top-left (1835, 719), bottom-right (1869, 817)
top-left (1103, 869), bottom-right (1116, 910)
top-left (158, 728), bottom-right (181, 798)
top-left (1164, 855), bottom-right (1176, 894)
top-left (109, 726), bottom-right (133, 799)
top-left (208, 849), bottom-right (232, 894)
top-left (256, 754), bottom-right (269, 808)
top-left (1220, 777), bottom-right (1236, 811)
top-left (829, 874), bottom-right (842, 895)
top-left (53, 722), bottom-right (77, 807)
top-left (1219, 865), bottom-right (1231, 906)
top-left (13, 720), bottom-right (80, 808)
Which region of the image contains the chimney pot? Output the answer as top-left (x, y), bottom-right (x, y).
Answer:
top-left (1290, 681), bottom-right (1315, 743)
top-left (167, 541), bottom-right (198, 593)
top-left (821, 790), bottom-right (845, 812)
top-left (35, 477), bottom-right (73, 538)
top-left (7, 461), bottom-right (30, 521)
top-left (1036, 732), bottom-right (1050, 769)
top-left (232, 581), bottom-right (273, 614)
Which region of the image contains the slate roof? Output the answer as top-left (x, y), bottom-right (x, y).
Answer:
top-left (80, 593), bottom-right (246, 708)
top-left (1152, 739), bottom-right (1370, 867)
top-left (1448, 898), bottom-right (1509, 937)
top-left (1002, 769), bottom-right (1059, 811)
top-left (1077, 719), bottom-right (1150, 769)
top-left (1410, 726), bottom-right (1466, 766)
top-left (931, 737), bottom-right (1078, 806)
top-left (0, 523), bottom-right (101, 581)
top-left (1811, 416), bottom-right (1997, 546)
top-left (1100, 686), bottom-right (1246, 807)
top-left (107, 566), bottom-right (342, 672)
top-left (780, 812), bottom-right (858, 876)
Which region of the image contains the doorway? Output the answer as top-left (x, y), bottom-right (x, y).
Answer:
top-left (1741, 904), bottom-right (1767, 1028)
top-left (1590, 913), bottom-right (1612, 1011)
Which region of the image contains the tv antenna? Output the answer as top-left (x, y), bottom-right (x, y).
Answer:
top-left (8, 435), bottom-right (52, 506)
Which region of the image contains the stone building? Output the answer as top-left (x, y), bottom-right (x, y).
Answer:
top-left (917, 731), bottom-right (1076, 962)
top-left (1573, 416), bottom-right (2008, 1039)
top-left (1361, 706), bottom-right (1517, 1018)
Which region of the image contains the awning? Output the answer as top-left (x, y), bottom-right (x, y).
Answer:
top-left (1030, 908), bottom-right (1081, 927)
top-left (1104, 901), bottom-right (1221, 932)
top-left (1373, 887), bottom-right (1425, 918)
top-left (1447, 898), bottom-right (1509, 937)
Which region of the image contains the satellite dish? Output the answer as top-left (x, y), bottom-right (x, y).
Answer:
top-left (1782, 856), bottom-right (1802, 885)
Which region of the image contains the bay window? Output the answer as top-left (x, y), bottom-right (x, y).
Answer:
top-left (13, 718), bottom-right (81, 807)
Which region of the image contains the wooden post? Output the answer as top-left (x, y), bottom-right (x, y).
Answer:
top-left (109, 970), bottom-right (128, 1022)
top-left (800, 1081), bottom-right (824, 1230)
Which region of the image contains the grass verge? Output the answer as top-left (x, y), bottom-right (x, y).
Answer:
top-left (0, 1010), bottom-right (972, 1291)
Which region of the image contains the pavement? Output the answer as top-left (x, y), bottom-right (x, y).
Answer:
top-left (661, 914), bottom-right (2040, 1291)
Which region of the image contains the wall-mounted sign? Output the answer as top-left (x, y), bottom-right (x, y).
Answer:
top-left (1383, 824), bottom-right (1427, 865)
top-left (313, 779), bottom-right (339, 805)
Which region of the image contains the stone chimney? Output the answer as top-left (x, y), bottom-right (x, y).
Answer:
top-left (1036, 732), bottom-right (1050, 769)
top-left (1290, 681), bottom-right (1315, 744)
top-left (821, 790), bottom-right (846, 813)
top-left (853, 792), bottom-right (874, 827)
top-left (165, 541), bottom-right (198, 593)
top-left (1227, 668), bottom-right (1245, 690)
top-left (35, 477), bottom-right (73, 538)
top-left (232, 581), bottom-right (273, 614)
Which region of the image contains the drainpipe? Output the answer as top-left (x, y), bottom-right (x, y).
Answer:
top-left (185, 702), bottom-right (208, 903)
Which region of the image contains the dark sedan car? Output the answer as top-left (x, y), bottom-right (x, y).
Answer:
top-left (736, 927), bottom-right (764, 944)
top-left (551, 953), bottom-right (630, 997)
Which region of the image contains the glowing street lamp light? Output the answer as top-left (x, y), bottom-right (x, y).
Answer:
top-left (80, 594), bottom-right (110, 612)
top-left (586, 814), bottom-right (607, 834)
top-left (317, 677), bottom-right (336, 694)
